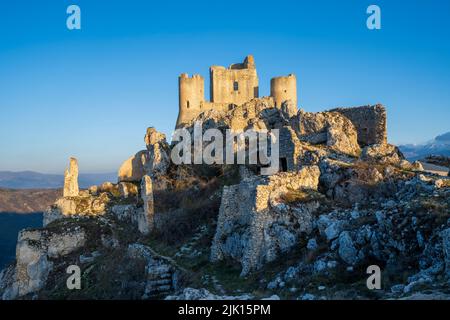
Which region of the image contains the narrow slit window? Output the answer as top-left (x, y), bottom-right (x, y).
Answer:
top-left (233, 81), bottom-right (239, 91)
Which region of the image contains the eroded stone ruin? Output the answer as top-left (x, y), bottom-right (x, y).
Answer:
top-left (1, 55), bottom-right (449, 301)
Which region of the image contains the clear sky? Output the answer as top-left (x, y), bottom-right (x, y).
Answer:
top-left (0, 0), bottom-right (449, 173)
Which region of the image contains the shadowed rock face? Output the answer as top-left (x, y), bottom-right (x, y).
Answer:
top-left (329, 104), bottom-right (387, 146)
top-left (63, 158), bottom-right (79, 197)
top-left (210, 166), bottom-right (321, 276)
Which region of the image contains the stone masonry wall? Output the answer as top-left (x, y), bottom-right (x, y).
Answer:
top-left (329, 104), bottom-right (387, 146)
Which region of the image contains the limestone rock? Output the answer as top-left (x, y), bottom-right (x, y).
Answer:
top-left (44, 192), bottom-right (111, 226)
top-left (1, 227), bottom-right (86, 299)
top-left (298, 110), bottom-right (361, 157)
top-left (14, 230), bottom-right (53, 298)
top-left (360, 143), bottom-right (405, 165)
top-left (98, 181), bottom-right (119, 195)
top-left (139, 175), bottom-right (154, 234)
top-left (143, 127), bottom-right (171, 178)
top-left (47, 230), bottom-right (86, 259)
top-left (88, 185), bottom-right (98, 196)
top-left (145, 127), bottom-right (167, 148)
top-left (280, 100), bottom-right (298, 119)
top-left (118, 150), bottom-right (148, 183)
top-left (210, 166), bottom-right (321, 276)
top-left (118, 182), bottom-right (138, 198)
top-left (63, 157), bottom-right (79, 197)
top-left (326, 121), bottom-right (360, 157)
top-left (338, 231), bottom-right (358, 265)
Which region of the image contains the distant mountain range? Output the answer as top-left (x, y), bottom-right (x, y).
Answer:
top-left (399, 132), bottom-right (450, 161)
top-left (0, 171), bottom-right (117, 189)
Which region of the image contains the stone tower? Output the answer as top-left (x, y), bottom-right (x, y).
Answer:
top-left (177, 73), bottom-right (205, 127)
top-left (270, 74), bottom-right (297, 108)
top-left (176, 55), bottom-right (298, 128)
top-left (210, 55), bottom-right (259, 106)
top-left (63, 157), bottom-right (79, 197)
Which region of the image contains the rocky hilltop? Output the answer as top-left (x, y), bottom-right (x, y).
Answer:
top-left (1, 75), bottom-right (449, 300)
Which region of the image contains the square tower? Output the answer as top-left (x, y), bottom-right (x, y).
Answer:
top-left (209, 55), bottom-right (259, 106)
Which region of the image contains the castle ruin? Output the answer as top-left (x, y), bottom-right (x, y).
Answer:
top-left (176, 55), bottom-right (297, 127)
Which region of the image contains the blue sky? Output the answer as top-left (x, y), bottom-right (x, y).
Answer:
top-left (0, 0), bottom-right (449, 173)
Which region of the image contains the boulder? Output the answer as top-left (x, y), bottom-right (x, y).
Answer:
top-left (338, 231), bottom-right (358, 265)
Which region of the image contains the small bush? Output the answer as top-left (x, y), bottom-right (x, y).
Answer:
top-left (281, 188), bottom-right (325, 204)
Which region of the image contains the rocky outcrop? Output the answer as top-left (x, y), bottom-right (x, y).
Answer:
top-left (118, 128), bottom-right (171, 183)
top-left (264, 173), bottom-right (449, 299)
top-left (1, 227), bottom-right (86, 299)
top-left (298, 110), bottom-right (361, 157)
top-left (63, 157), bottom-right (79, 197)
top-left (318, 158), bottom-right (412, 206)
top-left (139, 175), bottom-right (154, 234)
top-left (186, 97), bottom-right (286, 133)
top-left (360, 143), bottom-right (405, 165)
top-left (44, 192), bottom-right (111, 226)
top-left (143, 127), bottom-right (171, 178)
top-left (118, 150), bottom-right (148, 183)
top-left (210, 166), bottom-right (321, 276)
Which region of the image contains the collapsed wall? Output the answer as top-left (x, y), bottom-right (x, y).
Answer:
top-left (329, 104), bottom-right (387, 146)
top-left (210, 166), bottom-right (321, 276)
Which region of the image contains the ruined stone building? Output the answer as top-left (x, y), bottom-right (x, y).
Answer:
top-left (176, 55), bottom-right (297, 127)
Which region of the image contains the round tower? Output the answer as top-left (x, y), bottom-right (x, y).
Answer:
top-left (270, 74), bottom-right (297, 108)
top-left (177, 73), bottom-right (205, 127)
